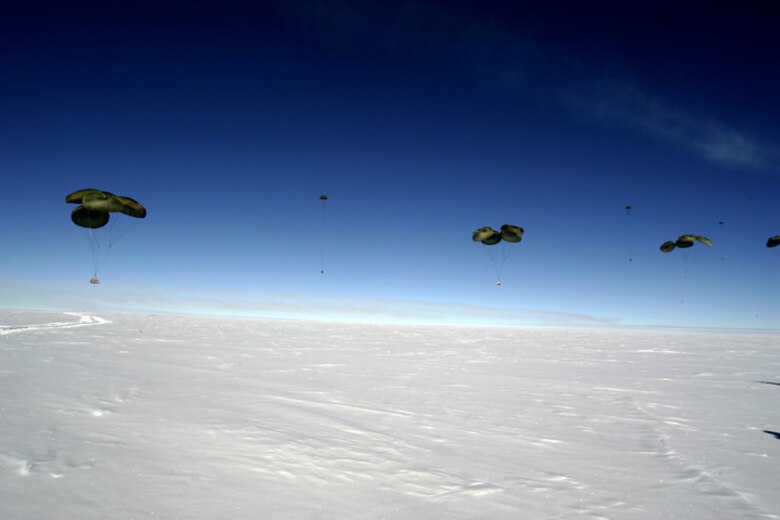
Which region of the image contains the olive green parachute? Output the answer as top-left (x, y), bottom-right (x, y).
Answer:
top-left (768, 235), bottom-right (780, 248)
top-left (500, 224), bottom-right (524, 243)
top-left (659, 234), bottom-right (712, 253)
top-left (66, 188), bottom-right (147, 229)
top-left (71, 206), bottom-right (110, 229)
top-left (472, 226), bottom-right (500, 244)
top-left (676, 235), bottom-right (695, 249)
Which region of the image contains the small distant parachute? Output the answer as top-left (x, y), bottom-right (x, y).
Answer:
top-left (624, 204), bottom-right (634, 261)
top-left (319, 195), bottom-right (329, 273)
top-left (66, 188), bottom-right (146, 282)
top-left (768, 235), bottom-right (780, 248)
top-left (473, 224), bottom-right (524, 284)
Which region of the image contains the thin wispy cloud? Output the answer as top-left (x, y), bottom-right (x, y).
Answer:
top-left (272, 2), bottom-right (776, 173)
top-left (0, 277), bottom-right (619, 328)
top-left (566, 84), bottom-right (777, 171)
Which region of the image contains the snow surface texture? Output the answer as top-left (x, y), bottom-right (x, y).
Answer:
top-left (0, 310), bottom-right (778, 519)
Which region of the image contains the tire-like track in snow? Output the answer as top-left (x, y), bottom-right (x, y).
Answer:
top-left (0, 313), bottom-right (110, 336)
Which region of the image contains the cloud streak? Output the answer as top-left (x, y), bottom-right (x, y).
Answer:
top-left (566, 84), bottom-right (777, 171)
top-left (273, 2), bottom-right (777, 172)
top-left (0, 277), bottom-right (618, 328)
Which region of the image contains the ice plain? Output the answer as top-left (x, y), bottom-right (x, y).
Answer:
top-left (1, 310), bottom-right (778, 519)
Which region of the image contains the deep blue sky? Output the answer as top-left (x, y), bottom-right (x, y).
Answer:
top-left (1, 1), bottom-right (778, 329)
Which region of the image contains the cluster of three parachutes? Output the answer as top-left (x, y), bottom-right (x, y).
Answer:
top-left (66, 189), bottom-right (147, 284)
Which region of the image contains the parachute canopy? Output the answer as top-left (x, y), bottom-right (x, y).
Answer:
top-left (659, 234), bottom-right (712, 253)
top-left (500, 224), bottom-right (524, 243)
top-left (472, 226), bottom-right (499, 244)
top-left (66, 188), bottom-right (146, 229)
top-left (768, 235), bottom-right (780, 248)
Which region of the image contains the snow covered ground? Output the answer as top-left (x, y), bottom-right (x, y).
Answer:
top-left (0, 310), bottom-right (778, 519)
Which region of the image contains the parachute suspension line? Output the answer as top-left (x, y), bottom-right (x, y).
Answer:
top-left (625, 205), bottom-right (633, 262)
top-left (485, 243), bottom-right (513, 285)
top-left (319, 195), bottom-right (328, 274)
top-left (689, 244), bottom-right (704, 275)
top-left (496, 244), bottom-right (513, 285)
top-left (320, 205), bottom-right (325, 274)
top-left (84, 209), bottom-right (105, 279)
top-left (86, 225), bottom-right (100, 279)
top-left (675, 247), bottom-right (692, 279)
top-left (483, 246), bottom-right (502, 284)
top-left (679, 254), bottom-right (693, 303)
top-left (677, 242), bottom-right (705, 279)
top-left (106, 215), bottom-right (133, 250)
top-left (82, 204), bottom-right (138, 281)
top-left (679, 273), bottom-right (689, 304)
top-left (494, 250), bottom-right (503, 285)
